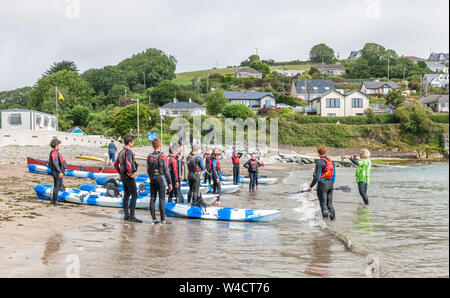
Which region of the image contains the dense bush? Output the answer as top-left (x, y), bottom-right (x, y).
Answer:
top-left (291, 113), bottom-right (398, 125)
top-left (429, 114), bottom-right (450, 124)
top-left (222, 104), bottom-right (254, 119)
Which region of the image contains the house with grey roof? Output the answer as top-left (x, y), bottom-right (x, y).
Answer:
top-left (273, 69), bottom-right (305, 77)
top-left (224, 91), bottom-right (276, 108)
top-left (309, 90), bottom-right (370, 117)
top-left (423, 74), bottom-right (449, 89)
top-left (235, 67), bottom-right (263, 79)
top-left (349, 50), bottom-right (362, 60)
top-left (290, 79), bottom-right (336, 101)
top-left (429, 53), bottom-right (449, 63)
top-left (425, 61), bottom-right (449, 74)
top-left (418, 94), bottom-right (449, 113)
top-left (159, 99), bottom-right (206, 117)
top-left (360, 81), bottom-right (398, 95)
top-left (311, 63), bottom-right (346, 76)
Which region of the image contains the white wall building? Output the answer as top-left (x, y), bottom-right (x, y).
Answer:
top-left (309, 90), bottom-right (370, 117)
top-left (224, 91), bottom-right (276, 108)
top-left (159, 99), bottom-right (206, 117)
top-left (1, 109), bottom-right (57, 131)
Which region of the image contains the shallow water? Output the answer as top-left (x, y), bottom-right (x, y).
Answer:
top-left (17, 163), bottom-right (449, 278)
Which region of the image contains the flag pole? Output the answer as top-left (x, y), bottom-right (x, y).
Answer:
top-left (55, 87), bottom-right (58, 131)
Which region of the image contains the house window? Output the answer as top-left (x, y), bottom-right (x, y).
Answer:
top-left (50, 118), bottom-right (56, 128)
top-left (35, 115), bottom-right (41, 126)
top-left (44, 116), bottom-right (49, 127)
top-left (326, 98), bottom-right (340, 108)
top-left (327, 113), bottom-right (337, 117)
top-left (10, 113), bottom-right (22, 125)
top-left (352, 98), bottom-right (364, 108)
top-left (441, 102), bottom-right (449, 108)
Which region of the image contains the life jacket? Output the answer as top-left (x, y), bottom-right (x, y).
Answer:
top-left (118, 149), bottom-right (137, 176)
top-left (167, 154), bottom-right (178, 179)
top-left (319, 157), bottom-right (335, 180)
top-left (232, 156), bottom-right (240, 166)
top-left (49, 150), bottom-right (66, 172)
top-left (187, 154), bottom-right (201, 172)
top-left (210, 158), bottom-right (221, 173)
top-left (147, 152), bottom-right (164, 177)
top-left (249, 159), bottom-right (258, 172)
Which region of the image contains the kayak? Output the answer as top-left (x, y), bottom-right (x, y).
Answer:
top-left (75, 156), bottom-right (105, 162)
top-left (219, 174), bottom-right (277, 185)
top-left (27, 157), bottom-right (117, 174)
top-left (165, 203), bottom-right (284, 222)
top-left (94, 178), bottom-right (210, 195)
top-left (28, 164), bottom-right (119, 179)
top-left (34, 185), bottom-right (220, 207)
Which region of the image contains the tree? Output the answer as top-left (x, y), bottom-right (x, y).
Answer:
top-left (117, 48), bottom-right (177, 89)
top-left (107, 84), bottom-right (129, 105)
top-left (309, 44), bottom-right (335, 64)
top-left (206, 90), bottom-right (229, 115)
top-left (68, 105), bottom-right (91, 127)
top-left (222, 104), bottom-right (254, 119)
top-left (0, 86), bottom-right (32, 108)
top-left (241, 54), bottom-right (260, 66)
top-left (249, 60), bottom-right (271, 77)
top-left (308, 66), bottom-right (322, 77)
top-left (385, 89), bottom-right (406, 109)
top-left (112, 103), bottom-right (149, 137)
top-left (347, 58), bottom-right (371, 79)
top-left (81, 66), bottom-right (128, 95)
top-left (43, 61), bottom-right (79, 77)
top-left (149, 80), bottom-right (180, 106)
top-left (28, 70), bottom-right (94, 114)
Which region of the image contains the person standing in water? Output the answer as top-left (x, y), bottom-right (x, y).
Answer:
top-left (186, 145), bottom-right (206, 206)
top-left (114, 136), bottom-right (141, 222)
top-left (308, 146), bottom-right (336, 220)
top-left (210, 149), bottom-right (223, 206)
top-left (48, 139), bottom-right (66, 206)
top-left (147, 139), bottom-right (173, 224)
top-left (348, 149), bottom-right (371, 205)
top-left (243, 153), bottom-right (263, 192)
top-left (231, 151), bottom-right (242, 185)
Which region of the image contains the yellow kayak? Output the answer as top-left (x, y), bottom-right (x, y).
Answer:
top-left (75, 156), bottom-right (105, 162)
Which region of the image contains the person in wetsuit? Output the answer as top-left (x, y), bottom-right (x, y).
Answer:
top-left (243, 153), bottom-right (264, 192)
top-left (167, 145), bottom-right (180, 203)
top-left (186, 145), bottom-right (206, 206)
top-left (308, 146), bottom-right (336, 220)
top-left (108, 140), bottom-right (118, 163)
top-left (176, 149), bottom-right (185, 203)
top-left (147, 138), bottom-right (173, 224)
top-left (210, 149), bottom-right (223, 206)
top-left (204, 149), bottom-right (212, 185)
top-left (114, 135), bottom-right (142, 222)
top-left (48, 138), bottom-right (66, 206)
top-left (232, 151), bottom-right (242, 185)
top-left (348, 149), bottom-right (372, 205)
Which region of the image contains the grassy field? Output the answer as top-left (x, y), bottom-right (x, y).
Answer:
top-left (173, 64), bottom-right (312, 85)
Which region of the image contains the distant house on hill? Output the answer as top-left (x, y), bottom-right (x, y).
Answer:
top-left (405, 56), bottom-right (425, 64)
top-left (349, 50), bottom-right (362, 60)
top-left (159, 99), bottom-right (206, 117)
top-left (67, 127), bottom-right (86, 136)
top-left (360, 81), bottom-right (398, 95)
top-left (418, 94), bottom-right (449, 113)
top-left (423, 74), bottom-right (449, 89)
top-left (223, 91), bottom-right (276, 108)
top-left (425, 61), bottom-right (449, 73)
top-left (273, 69), bottom-right (305, 77)
top-left (311, 63), bottom-right (346, 76)
top-left (290, 79), bottom-right (335, 101)
top-left (235, 67), bottom-right (263, 79)
top-left (309, 90), bottom-right (370, 117)
top-left (429, 53), bottom-right (449, 63)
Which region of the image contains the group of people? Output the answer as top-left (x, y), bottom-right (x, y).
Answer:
top-left (48, 137), bottom-right (371, 225)
top-left (307, 146), bottom-right (371, 221)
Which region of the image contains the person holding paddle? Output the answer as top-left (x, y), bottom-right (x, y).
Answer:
top-left (308, 146), bottom-right (336, 221)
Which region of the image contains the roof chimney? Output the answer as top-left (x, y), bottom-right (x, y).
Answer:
top-left (173, 98), bottom-right (177, 103)
top-left (189, 98), bottom-right (192, 103)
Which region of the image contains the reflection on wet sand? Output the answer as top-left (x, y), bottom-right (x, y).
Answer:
top-left (42, 233), bottom-right (64, 265)
top-left (305, 232), bottom-right (332, 277)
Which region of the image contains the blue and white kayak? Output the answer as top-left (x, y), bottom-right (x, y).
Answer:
top-left (28, 164), bottom-right (119, 179)
top-left (165, 203), bottom-right (284, 222)
top-left (219, 174), bottom-right (277, 185)
top-left (34, 185), bottom-right (220, 208)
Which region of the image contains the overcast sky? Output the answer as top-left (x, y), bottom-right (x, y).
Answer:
top-left (0, 0), bottom-right (448, 90)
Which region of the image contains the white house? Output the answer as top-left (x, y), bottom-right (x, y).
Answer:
top-left (360, 81), bottom-right (398, 95)
top-left (418, 95), bottom-right (449, 113)
top-left (425, 61), bottom-right (449, 74)
top-left (224, 91), bottom-right (276, 108)
top-left (1, 109), bottom-right (57, 131)
top-left (423, 74), bottom-right (449, 89)
top-left (429, 53), bottom-right (449, 63)
top-left (273, 69), bottom-right (305, 77)
top-left (311, 63), bottom-right (346, 76)
top-left (159, 99), bottom-right (206, 117)
top-left (235, 67), bottom-right (263, 79)
top-left (309, 90), bottom-right (370, 117)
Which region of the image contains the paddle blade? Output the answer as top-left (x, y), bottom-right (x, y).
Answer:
top-left (338, 186), bottom-right (352, 193)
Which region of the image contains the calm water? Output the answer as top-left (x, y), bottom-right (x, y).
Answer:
top-left (20, 163), bottom-right (449, 278)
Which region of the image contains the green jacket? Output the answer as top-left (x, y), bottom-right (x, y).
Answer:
top-left (355, 158), bottom-right (371, 184)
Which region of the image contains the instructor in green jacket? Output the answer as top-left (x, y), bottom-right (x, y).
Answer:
top-left (348, 149), bottom-right (371, 205)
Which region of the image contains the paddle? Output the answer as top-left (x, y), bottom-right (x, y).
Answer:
top-left (285, 186), bottom-right (352, 196)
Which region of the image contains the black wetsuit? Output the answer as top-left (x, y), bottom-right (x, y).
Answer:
top-left (147, 151), bottom-right (172, 222)
top-left (310, 156), bottom-right (336, 220)
top-left (187, 154), bottom-right (205, 205)
top-left (204, 155), bottom-right (212, 185)
top-left (48, 149), bottom-right (66, 204)
top-left (167, 155), bottom-right (179, 203)
top-left (350, 158), bottom-right (369, 205)
top-left (211, 158), bottom-right (221, 201)
top-left (232, 154), bottom-right (242, 185)
top-left (115, 148), bottom-right (139, 220)
top-left (244, 159), bottom-right (262, 192)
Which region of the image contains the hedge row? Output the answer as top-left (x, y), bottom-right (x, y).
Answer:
top-left (292, 113), bottom-right (398, 125)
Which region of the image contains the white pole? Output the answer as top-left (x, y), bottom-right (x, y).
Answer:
top-left (160, 115), bottom-right (163, 144)
top-left (137, 99), bottom-right (140, 140)
top-left (55, 87), bottom-right (58, 131)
